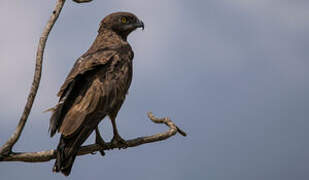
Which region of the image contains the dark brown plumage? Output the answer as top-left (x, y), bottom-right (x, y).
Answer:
top-left (48, 12), bottom-right (144, 176)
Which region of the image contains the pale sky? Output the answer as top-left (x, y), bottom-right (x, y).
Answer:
top-left (0, 1), bottom-right (308, 180)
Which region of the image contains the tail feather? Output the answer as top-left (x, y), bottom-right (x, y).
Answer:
top-left (49, 104), bottom-right (64, 137)
top-left (49, 80), bottom-right (77, 137)
top-left (54, 126), bottom-right (94, 176)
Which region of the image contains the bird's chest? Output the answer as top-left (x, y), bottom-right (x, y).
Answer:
top-left (98, 52), bottom-right (133, 96)
top-left (108, 62), bottom-right (131, 86)
top-left (106, 53), bottom-right (132, 80)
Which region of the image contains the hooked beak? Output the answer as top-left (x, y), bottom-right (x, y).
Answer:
top-left (135, 19), bottom-right (144, 30)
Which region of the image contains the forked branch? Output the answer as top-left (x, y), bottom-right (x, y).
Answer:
top-left (0, 0), bottom-right (186, 163)
top-left (0, 113), bottom-right (186, 162)
top-left (0, 0), bottom-right (66, 157)
top-left (0, 0), bottom-right (95, 160)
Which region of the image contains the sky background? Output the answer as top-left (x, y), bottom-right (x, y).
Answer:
top-left (0, 0), bottom-right (308, 179)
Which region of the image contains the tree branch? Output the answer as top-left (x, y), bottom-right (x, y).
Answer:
top-left (0, 0), bottom-right (187, 165)
top-left (0, 0), bottom-right (66, 157)
top-left (0, 113), bottom-right (186, 162)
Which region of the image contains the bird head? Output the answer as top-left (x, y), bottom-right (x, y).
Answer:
top-left (99, 12), bottom-right (144, 40)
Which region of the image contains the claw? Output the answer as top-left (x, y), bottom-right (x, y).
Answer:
top-left (98, 149), bottom-right (105, 156)
top-left (95, 128), bottom-right (106, 156)
top-left (111, 135), bottom-right (128, 149)
top-left (95, 139), bottom-right (106, 156)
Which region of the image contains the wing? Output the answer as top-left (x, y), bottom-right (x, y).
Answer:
top-left (57, 49), bottom-right (117, 98)
top-left (49, 49), bottom-right (117, 137)
top-left (59, 78), bottom-right (105, 137)
top-left (59, 50), bottom-right (133, 137)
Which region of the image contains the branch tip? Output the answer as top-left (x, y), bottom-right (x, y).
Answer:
top-left (147, 112), bottom-right (187, 136)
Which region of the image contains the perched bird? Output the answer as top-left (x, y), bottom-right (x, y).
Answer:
top-left (48, 12), bottom-right (144, 176)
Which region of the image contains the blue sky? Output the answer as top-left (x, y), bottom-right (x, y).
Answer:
top-left (0, 0), bottom-right (308, 179)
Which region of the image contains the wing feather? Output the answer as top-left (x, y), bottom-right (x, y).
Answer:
top-left (59, 79), bottom-right (105, 136)
top-left (49, 49), bottom-right (116, 137)
top-left (57, 49), bottom-right (116, 98)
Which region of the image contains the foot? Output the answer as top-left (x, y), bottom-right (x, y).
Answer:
top-left (111, 134), bottom-right (128, 149)
top-left (95, 129), bottom-right (106, 156)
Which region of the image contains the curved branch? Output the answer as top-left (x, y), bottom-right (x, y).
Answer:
top-left (0, 113), bottom-right (186, 162)
top-left (0, 0), bottom-right (187, 164)
top-left (0, 0), bottom-right (66, 157)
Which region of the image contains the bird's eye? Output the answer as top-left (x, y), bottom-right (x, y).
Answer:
top-left (121, 17), bottom-right (127, 24)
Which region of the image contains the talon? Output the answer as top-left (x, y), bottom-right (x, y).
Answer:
top-left (95, 128), bottom-right (106, 156)
top-left (98, 149), bottom-right (105, 156)
top-left (95, 139), bottom-right (106, 156)
top-left (111, 135), bottom-right (128, 149)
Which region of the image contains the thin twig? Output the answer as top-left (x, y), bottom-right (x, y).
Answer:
top-left (0, 113), bottom-right (186, 162)
top-left (0, 0), bottom-right (66, 157)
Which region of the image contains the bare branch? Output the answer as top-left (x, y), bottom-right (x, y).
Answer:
top-left (72, 0), bottom-right (93, 3)
top-left (0, 0), bottom-right (66, 157)
top-left (0, 113), bottom-right (186, 162)
top-left (0, 0), bottom-right (187, 165)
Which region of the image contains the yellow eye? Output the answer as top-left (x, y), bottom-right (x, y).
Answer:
top-left (121, 17), bottom-right (127, 24)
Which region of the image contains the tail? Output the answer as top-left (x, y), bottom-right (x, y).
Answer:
top-left (53, 136), bottom-right (76, 176)
top-left (53, 126), bottom-right (94, 176)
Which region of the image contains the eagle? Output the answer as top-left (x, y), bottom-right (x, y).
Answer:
top-left (48, 12), bottom-right (144, 176)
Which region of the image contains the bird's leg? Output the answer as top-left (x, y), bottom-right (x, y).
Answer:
top-left (110, 116), bottom-right (128, 148)
top-left (95, 127), bottom-right (106, 156)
